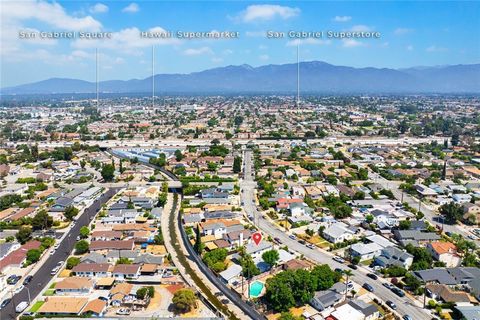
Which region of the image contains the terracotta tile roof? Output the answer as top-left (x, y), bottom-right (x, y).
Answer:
top-left (8, 207), bottom-right (35, 221)
top-left (140, 263), bottom-right (157, 273)
top-left (429, 241), bottom-right (457, 255)
top-left (110, 282), bottom-right (133, 296)
top-left (55, 277), bottom-right (93, 290)
top-left (38, 297), bottom-right (89, 314)
top-left (112, 264), bottom-right (140, 274)
top-left (82, 299), bottom-right (107, 314)
top-left (0, 240), bottom-right (41, 271)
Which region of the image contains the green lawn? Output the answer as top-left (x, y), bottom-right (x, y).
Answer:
top-left (29, 301), bottom-right (44, 312)
top-left (43, 289), bottom-right (55, 296)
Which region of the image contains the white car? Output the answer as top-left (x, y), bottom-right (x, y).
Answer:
top-left (14, 285), bottom-right (24, 294)
top-left (50, 266), bottom-right (60, 275)
top-left (15, 301), bottom-right (28, 313)
top-left (333, 256), bottom-right (345, 263)
top-left (116, 308), bottom-right (131, 315)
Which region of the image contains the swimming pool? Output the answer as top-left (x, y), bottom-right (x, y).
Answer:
top-left (249, 280), bottom-right (264, 298)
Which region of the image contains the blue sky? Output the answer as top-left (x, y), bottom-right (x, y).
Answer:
top-left (1, 0), bottom-right (479, 87)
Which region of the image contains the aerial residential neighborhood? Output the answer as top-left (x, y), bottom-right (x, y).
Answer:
top-left (1, 1), bottom-right (480, 320)
top-left (0, 93), bottom-right (479, 320)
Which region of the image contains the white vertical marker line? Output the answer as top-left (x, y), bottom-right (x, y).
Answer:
top-left (297, 44), bottom-right (300, 108)
top-left (152, 45), bottom-right (155, 109)
top-left (96, 48), bottom-right (99, 109)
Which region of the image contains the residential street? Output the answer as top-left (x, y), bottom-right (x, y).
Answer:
top-left (240, 150), bottom-right (432, 320)
top-left (0, 188), bottom-right (119, 320)
top-left (367, 169), bottom-right (479, 245)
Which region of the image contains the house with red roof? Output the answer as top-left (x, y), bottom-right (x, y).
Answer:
top-left (0, 240), bottom-right (41, 272)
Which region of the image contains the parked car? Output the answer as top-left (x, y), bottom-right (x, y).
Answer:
top-left (348, 264), bottom-right (358, 270)
top-left (116, 308), bottom-right (131, 315)
top-left (386, 300), bottom-right (397, 310)
top-left (366, 273), bottom-right (378, 280)
top-left (14, 285), bottom-right (24, 294)
top-left (7, 275), bottom-right (20, 285)
top-left (334, 268), bottom-right (344, 274)
top-left (391, 287), bottom-right (405, 297)
top-left (382, 282), bottom-right (393, 290)
top-left (0, 298), bottom-right (11, 310)
top-left (306, 244), bottom-right (315, 249)
top-left (15, 301), bottom-right (29, 313)
top-left (289, 235), bottom-right (296, 240)
top-left (274, 237), bottom-right (282, 244)
top-left (23, 275), bottom-right (33, 285)
top-left (333, 256), bottom-right (345, 263)
top-left (403, 315), bottom-right (413, 320)
top-left (362, 283), bottom-right (374, 292)
top-left (50, 266), bottom-right (60, 275)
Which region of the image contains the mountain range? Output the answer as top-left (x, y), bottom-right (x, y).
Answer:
top-left (2, 61), bottom-right (479, 95)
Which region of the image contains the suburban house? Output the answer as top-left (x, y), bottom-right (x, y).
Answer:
top-left (463, 203), bottom-right (480, 222)
top-left (72, 263), bottom-right (111, 277)
top-left (374, 246), bottom-right (414, 269)
top-left (112, 264), bottom-right (141, 279)
top-left (323, 222), bottom-right (355, 244)
top-left (55, 277), bottom-right (93, 295)
top-left (89, 240), bottom-right (135, 251)
top-left (393, 229), bottom-right (441, 247)
top-left (309, 282), bottom-right (345, 312)
top-left (427, 241), bottom-right (461, 267)
top-left (50, 197), bottom-right (74, 212)
top-left (350, 242), bottom-right (383, 261)
top-left (219, 264), bottom-right (242, 285)
top-left (37, 297), bottom-right (89, 316)
top-left (425, 284), bottom-right (471, 304)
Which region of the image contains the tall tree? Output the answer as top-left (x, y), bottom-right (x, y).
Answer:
top-left (233, 156), bottom-right (242, 173)
top-left (193, 224), bottom-right (203, 255)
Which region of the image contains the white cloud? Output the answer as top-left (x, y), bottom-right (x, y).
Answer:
top-left (426, 45), bottom-right (448, 52)
top-left (182, 46), bottom-right (213, 56)
top-left (222, 49), bottom-right (234, 55)
top-left (259, 54), bottom-right (269, 61)
top-left (333, 16), bottom-right (351, 22)
top-left (350, 25), bottom-right (373, 32)
top-left (1, 0), bottom-right (102, 31)
top-left (71, 27), bottom-right (181, 53)
top-left (212, 57), bottom-right (223, 63)
top-left (342, 39), bottom-right (364, 48)
top-left (407, 45), bottom-right (414, 51)
top-left (122, 3), bottom-right (139, 13)
top-left (394, 27), bottom-right (413, 35)
top-left (90, 3), bottom-right (108, 14)
top-left (286, 38), bottom-right (331, 46)
top-left (258, 44), bottom-right (268, 50)
top-left (235, 5), bottom-right (300, 23)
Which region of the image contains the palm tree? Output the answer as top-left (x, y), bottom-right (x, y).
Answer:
top-left (343, 270), bottom-right (353, 300)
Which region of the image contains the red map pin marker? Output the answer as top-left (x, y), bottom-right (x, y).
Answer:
top-left (252, 232), bottom-right (262, 245)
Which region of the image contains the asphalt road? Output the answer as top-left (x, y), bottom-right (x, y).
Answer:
top-left (367, 168), bottom-right (479, 245)
top-left (0, 187), bottom-right (120, 320)
top-left (240, 150), bottom-right (432, 320)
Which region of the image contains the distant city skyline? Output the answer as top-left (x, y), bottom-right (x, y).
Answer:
top-left (1, 0), bottom-right (479, 87)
